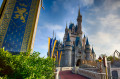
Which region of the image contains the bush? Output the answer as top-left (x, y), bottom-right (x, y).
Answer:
top-left (0, 48), bottom-right (55, 79)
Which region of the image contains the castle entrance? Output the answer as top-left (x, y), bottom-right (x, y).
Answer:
top-left (76, 59), bottom-right (81, 66)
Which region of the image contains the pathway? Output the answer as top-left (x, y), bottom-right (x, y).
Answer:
top-left (59, 70), bottom-right (89, 79)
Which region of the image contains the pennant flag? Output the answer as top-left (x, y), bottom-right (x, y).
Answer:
top-left (57, 51), bottom-right (58, 61)
top-left (50, 38), bottom-right (53, 57)
top-left (48, 37), bottom-right (57, 58)
top-left (57, 50), bottom-right (62, 66)
top-left (52, 39), bottom-right (57, 57)
top-left (48, 37), bottom-right (51, 56)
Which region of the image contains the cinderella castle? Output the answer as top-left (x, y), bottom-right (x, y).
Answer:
top-left (54, 8), bottom-right (96, 67)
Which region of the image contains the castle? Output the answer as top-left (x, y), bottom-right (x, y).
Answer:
top-left (54, 8), bottom-right (96, 67)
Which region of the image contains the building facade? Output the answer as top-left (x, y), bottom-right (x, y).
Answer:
top-left (54, 9), bottom-right (96, 67)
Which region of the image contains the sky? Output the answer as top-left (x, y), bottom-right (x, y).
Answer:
top-left (1, 0), bottom-right (120, 58)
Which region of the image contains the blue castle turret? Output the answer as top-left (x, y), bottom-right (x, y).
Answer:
top-left (64, 33), bottom-right (72, 67)
top-left (85, 38), bottom-right (91, 60)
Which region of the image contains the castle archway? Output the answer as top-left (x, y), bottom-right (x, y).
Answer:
top-left (76, 59), bottom-right (81, 66)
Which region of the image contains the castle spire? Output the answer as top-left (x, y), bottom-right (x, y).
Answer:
top-left (78, 7), bottom-right (81, 17)
top-left (53, 30), bottom-right (54, 38)
top-left (55, 33), bottom-right (56, 40)
top-left (66, 33), bottom-right (70, 41)
top-left (84, 34), bottom-right (86, 38)
top-left (77, 8), bottom-right (82, 35)
top-left (92, 47), bottom-right (95, 53)
top-left (66, 22), bottom-right (68, 29)
top-left (86, 38), bottom-right (89, 45)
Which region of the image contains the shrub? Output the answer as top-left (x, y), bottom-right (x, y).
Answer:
top-left (0, 48), bottom-right (55, 79)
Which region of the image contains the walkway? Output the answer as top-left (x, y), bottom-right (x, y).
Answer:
top-left (59, 70), bottom-right (89, 79)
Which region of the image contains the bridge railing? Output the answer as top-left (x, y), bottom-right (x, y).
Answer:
top-left (77, 68), bottom-right (106, 79)
top-left (56, 67), bottom-right (73, 71)
top-left (82, 60), bottom-right (97, 67)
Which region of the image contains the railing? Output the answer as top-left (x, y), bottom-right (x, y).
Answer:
top-left (78, 68), bottom-right (106, 79)
top-left (56, 67), bottom-right (73, 71)
top-left (82, 60), bottom-right (97, 67)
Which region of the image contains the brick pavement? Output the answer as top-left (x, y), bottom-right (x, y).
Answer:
top-left (59, 70), bottom-right (89, 79)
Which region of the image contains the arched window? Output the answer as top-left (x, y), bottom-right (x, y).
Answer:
top-left (112, 70), bottom-right (118, 79)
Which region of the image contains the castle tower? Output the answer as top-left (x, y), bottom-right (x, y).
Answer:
top-left (64, 33), bottom-right (72, 67)
top-left (65, 23), bottom-right (68, 35)
top-left (85, 38), bottom-right (91, 60)
top-left (77, 8), bottom-right (82, 37)
top-left (82, 35), bottom-right (86, 50)
top-left (92, 47), bottom-right (96, 61)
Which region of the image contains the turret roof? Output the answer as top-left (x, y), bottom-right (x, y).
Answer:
top-left (78, 7), bottom-right (82, 17)
top-left (86, 38), bottom-right (89, 45)
top-left (66, 33), bottom-right (71, 42)
top-left (84, 34), bottom-right (86, 38)
top-left (69, 23), bottom-right (74, 31)
top-left (92, 47), bottom-right (95, 53)
top-left (66, 22), bottom-right (68, 29)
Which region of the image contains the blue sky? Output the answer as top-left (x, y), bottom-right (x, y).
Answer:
top-left (1, 0), bottom-right (120, 58)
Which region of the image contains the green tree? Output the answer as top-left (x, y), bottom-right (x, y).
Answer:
top-left (107, 55), bottom-right (119, 63)
top-left (0, 48), bottom-right (55, 79)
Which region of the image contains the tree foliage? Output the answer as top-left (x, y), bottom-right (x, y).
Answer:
top-left (0, 48), bottom-right (55, 79)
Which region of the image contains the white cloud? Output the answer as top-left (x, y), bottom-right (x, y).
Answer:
top-left (98, 14), bottom-right (120, 30)
top-left (51, 0), bottom-right (94, 14)
top-left (86, 19), bottom-right (95, 25)
top-left (80, 0), bottom-right (94, 6)
top-left (56, 31), bottom-right (64, 41)
top-left (41, 24), bottom-right (63, 31)
top-left (87, 13), bottom-right (120, 58)
top-left (103, 0), bottom-right (120, 11)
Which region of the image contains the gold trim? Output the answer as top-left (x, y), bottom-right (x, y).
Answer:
top-left (20, 0), bottom-right (40, 52)
top-left (0, 0), bottom-right (7, 19)
top-left (28, 0), bottom-right (40, 51)
top-left (30, 0), bottom-right (41, 54)
top-left (0, 0), bottom-right (16, 48)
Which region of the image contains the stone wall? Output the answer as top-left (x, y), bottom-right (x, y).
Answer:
top-left (77, 68), bottom-right (106, 79)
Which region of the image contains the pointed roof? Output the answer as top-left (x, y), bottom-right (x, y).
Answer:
top-left (54, 33), bottom-right (56, 40)
top-left (66, 22), bottom-right (68, 29)
top-left (53, 30), bottom-right (54, 38)
top-left (69, 23), bottom-right (74, 31)
top-left (84, 34), bottom-right (86, 38)
top-left (78, 8), bottom-right (80, 16)
top-left (78, 7), bottom-right (82, 17)
top-left (66, 33), bottom-right (71, 41)
top-left (86, 38), bottom-right (89, 45)
top-left (92, 47), bottom-right (95, 53)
